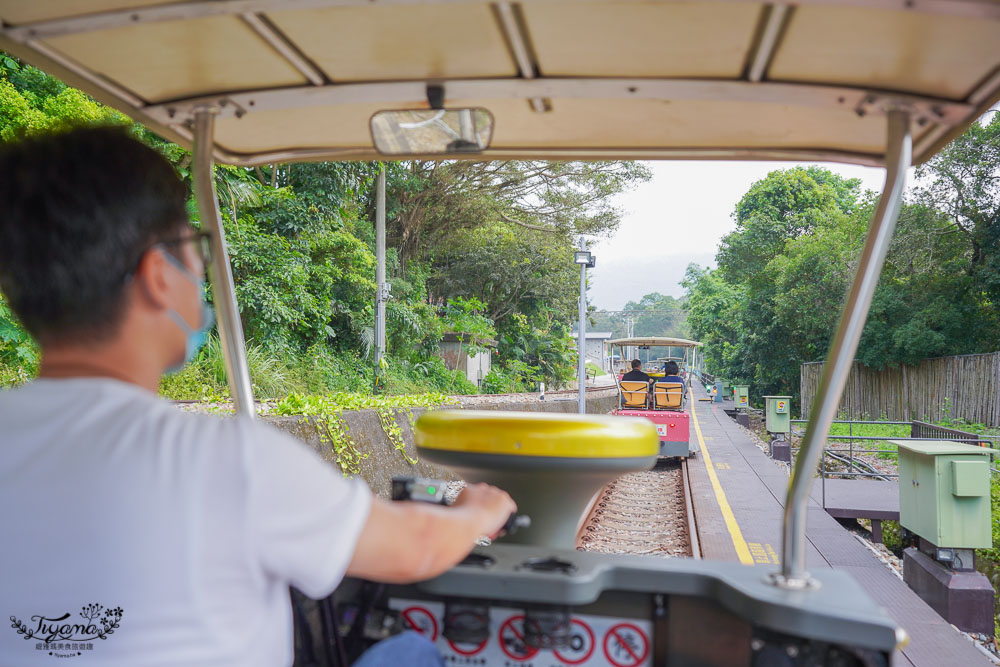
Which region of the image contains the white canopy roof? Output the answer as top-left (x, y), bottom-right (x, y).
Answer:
top-left (607, 337), bottom-right (702, 348)
top-left (1, 0), bottom-right (998, 166)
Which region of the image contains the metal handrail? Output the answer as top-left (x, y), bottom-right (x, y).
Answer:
top-left (779, 109), bottom-right (911, 588)
top-left (193, 110), bottom-right (256, 418)
top-left (796, 435), bottom-right (999, 442)
top-left (791, 419), bottom-right (911, 425)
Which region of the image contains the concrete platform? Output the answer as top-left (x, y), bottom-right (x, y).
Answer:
top-left (686, 384), bottom-right (991, 667)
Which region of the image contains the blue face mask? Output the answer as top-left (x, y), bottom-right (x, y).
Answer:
top-left (161, 250), bottom-right (215, 374)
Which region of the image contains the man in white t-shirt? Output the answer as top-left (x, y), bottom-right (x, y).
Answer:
top-left (0, 127), bottom-right (516, 666)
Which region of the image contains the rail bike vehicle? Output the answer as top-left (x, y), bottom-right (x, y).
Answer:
top-left (4, 1), bottom-right (1000, 665)
top-left (610, 337), bottom-right (701, 458)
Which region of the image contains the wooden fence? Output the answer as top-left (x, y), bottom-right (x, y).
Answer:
top-left (800, 352), bottom-right (1000, 426)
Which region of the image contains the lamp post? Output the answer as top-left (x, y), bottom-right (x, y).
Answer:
top-left (574, 239), bottom-right (595, 414)
top-left (374, 166), bottom-right (389, 392)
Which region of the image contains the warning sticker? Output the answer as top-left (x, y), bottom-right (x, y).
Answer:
top-left (602, 623), bottom-right (650, 667)
top-left (655, 424), bottom-right (668, 436)
top-left (447, 637), bottom-right (488, 656)
top-left (400, 606), bottom-right (439, 642)
top-left (552, 619), bottom-right (596, 665)
top-left (387, 599), bottom-right (653, 666)
top-left (498, 614), bottom-right (539, 661)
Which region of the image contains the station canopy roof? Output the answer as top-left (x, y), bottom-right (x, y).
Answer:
top-left (607, 337), bottom-right (702, 348)
top-left (1, 1), bottom-right (999, 167)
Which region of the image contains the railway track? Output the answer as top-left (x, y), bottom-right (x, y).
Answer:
top-left (576, 459), bottom-right (699, 558)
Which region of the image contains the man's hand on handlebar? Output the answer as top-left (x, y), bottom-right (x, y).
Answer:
top-left (452, 482), bottom-right (517, 540)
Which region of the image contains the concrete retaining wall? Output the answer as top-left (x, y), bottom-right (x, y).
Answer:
top-left (266, 390), bottom-right (618, 497)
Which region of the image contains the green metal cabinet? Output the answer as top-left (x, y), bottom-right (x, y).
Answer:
top-left (733, 385), bottom-right (749, 408)
top-left (895, 440), bottom-right (995, 549)
top-left (763, 396), bottom-right (791, 434)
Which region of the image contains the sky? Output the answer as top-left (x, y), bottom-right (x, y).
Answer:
top-left (588, 160), bottom-right (891, 310)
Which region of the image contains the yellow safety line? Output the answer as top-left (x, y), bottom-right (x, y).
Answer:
top-left (690, 397), bottom-right (755, 565)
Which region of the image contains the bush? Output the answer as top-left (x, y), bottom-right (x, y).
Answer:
top-left (392, 357), bottom-right (479, 395)
top-left (482, 359), bottom-right (542, 394)
top-left (0, 362), bottom-right (32, 388)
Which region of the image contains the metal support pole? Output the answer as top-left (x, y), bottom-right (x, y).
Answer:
top-left (374, 166), bottom-right (387, 391)
top-left (578, 237), bottom-right (587, 414)
top-left (192, 109), bottom-right (256, 418)
top-left (776, 110), bottom-right (911, 588)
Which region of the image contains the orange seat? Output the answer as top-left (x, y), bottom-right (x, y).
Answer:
top-left (620, 380), bottom-right (649, 409)
top-left (653, 382), bottom-right (684, 410)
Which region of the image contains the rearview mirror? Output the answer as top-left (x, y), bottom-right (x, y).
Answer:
top-left (370, 108), bottom-right (493, 155)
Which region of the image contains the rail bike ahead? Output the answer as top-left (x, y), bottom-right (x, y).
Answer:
top-left (5, 1), bottom-right (1000, 665)
top-left (609, 337), bottom-right (701, 458)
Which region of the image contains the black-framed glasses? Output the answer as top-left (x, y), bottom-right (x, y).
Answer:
top-left (160, 231), bottom-right (213, 268)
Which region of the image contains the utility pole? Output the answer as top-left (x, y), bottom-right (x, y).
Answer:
top-left (374, 166), bottom-right (388, 392)
top-left (577, 237), bottom-right (587, 414)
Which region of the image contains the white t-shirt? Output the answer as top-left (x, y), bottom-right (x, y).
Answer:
top-left (0, 377), bottom-right (372, 667)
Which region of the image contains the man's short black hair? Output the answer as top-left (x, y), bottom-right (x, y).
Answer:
top-left (665, 361), bottom-right (679, 375)
top-left (0, 126), bottom-right (189, 343)
top-left (630, 359), bottom-right (641, 369)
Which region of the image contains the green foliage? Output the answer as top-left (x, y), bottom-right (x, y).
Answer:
top-left (685, 136), bottom-right (1000, 405)
top-left (273, 391), bottom-right (457, 475)
top-left (0, 294), bottom-right (38, 371)
top-left (497, 312), bottom-right (575, 388)
top-left (377, 408), bottom-right (416, 464)
top-left (0, 53), bottom-right (656, 400)
top-left (388, 357), bottom-right (479, 396)
top-left (482, 359), bottom-right (543, 394)
top-left (0, 56), bottom-right (127, 141)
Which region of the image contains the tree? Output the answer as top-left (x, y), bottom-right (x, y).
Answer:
top-left (914, 111), bottom-right (1000, 312)
top-left (717, 166), bottom-right (861, 284)
top-left (430, 221), bottom-right (577, 324)
top-left (388, 160), bottom-right (651, 265)
top-left (624, 293), bottom-right (689, 339)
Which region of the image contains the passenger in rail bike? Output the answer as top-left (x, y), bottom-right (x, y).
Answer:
top-left (621, 359), bottom-right (652, 384)
top-left (657, 361), bottom-right (685, 390)
top-left (0, 127), bottom-right (516, 667)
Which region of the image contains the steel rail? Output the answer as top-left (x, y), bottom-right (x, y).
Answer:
top-left (682, 458), bottom-right (702, 559)
top-left (193, 110), bottom-right (257, 418)
top-left (776, 109), bottom-right (910, 589)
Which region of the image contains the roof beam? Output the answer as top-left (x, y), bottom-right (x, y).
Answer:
top-left (239, 12), bottom-right (325, 86)
top-left (745, 4), bottom-right (790, 83)
top-left (206, 144), bottom-right (893, 169)
top-left (4, 0), bottom-right (1000, 41)
top-left (495, 1), bottom-right (548, 113)
top-left (913, 64), bottom-right (1000, 158)
top-left (143, 76), bottom-right (971, 126)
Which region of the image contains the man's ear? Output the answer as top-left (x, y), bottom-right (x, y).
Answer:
top-left (133, 249), bottom-right (174, 310)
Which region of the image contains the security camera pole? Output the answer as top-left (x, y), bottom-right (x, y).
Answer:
top-left (574, 238), bottom-right (595, 414)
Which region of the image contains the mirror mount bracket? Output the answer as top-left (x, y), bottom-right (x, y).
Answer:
top-left (426, 84), bottom-right (445, 110)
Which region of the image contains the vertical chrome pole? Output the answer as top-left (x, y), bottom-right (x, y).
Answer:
top-left (776, 110), bottom-right (910, 587)
top-left (374, 166), bottom-right (387, 390)
top-left (578, 237), bottom-right (587, 414)
top-left (192, 109), bottom-right (256, 418)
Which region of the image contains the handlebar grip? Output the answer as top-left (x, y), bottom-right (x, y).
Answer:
top-left (390, 476), bottom-right (448, 505)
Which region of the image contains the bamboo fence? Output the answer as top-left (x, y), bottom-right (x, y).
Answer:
top-left (801, 352), bottom-right (1000, 426)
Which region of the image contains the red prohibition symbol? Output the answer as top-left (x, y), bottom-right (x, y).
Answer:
top-left (552, 619), bottom-right (596, 665)
top-left (447, 637), bottom-right (488, 656)
top-left (498, 615), bottom-right (539, 661)
top-left (602, 622), bottom-right (650, 667)
top-left (400, 606), bottom-right (439, 642)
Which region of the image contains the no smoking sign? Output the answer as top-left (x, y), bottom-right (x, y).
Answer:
top-left (602, 623), bottom-right (650, 667)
